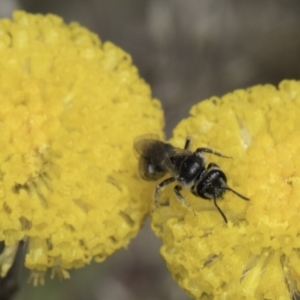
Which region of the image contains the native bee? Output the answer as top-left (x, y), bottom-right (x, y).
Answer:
top-left (134, 135), bottom-right (249, 223)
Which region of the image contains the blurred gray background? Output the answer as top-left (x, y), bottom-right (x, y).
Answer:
top-left (1, 0), bottom-right (300, 299)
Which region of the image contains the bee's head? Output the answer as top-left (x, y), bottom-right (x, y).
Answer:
top-left (193, 164), bottom-right (227, 200)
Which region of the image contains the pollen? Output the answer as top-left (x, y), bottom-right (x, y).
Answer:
top-left (151, 81), bottom-right (300, 299)
top-left (0, 11), bottom-right (163, 283)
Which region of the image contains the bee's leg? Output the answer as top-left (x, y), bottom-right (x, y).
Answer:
top-left (154, 177), bottom-right (175, 207)
top-left (174, 185), bottom-right (190, 207)
top-left (213, 192), bottom-right (228, 223)
top-left (174, 186), bottom-right (196, 215)
top-left (196, 147), bottom-right (232, 159)
top-left (184, 136), bottom-right (192, 150)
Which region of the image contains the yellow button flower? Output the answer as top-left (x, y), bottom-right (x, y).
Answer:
top-left (0, 11), bottom-right (163, 285)
top-left (151, 81), bottom-right (300, 300)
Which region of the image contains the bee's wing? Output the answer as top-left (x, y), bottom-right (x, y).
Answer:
top-left (134, 134), bottom-right (192, 178)
top-left (167, 146), bottom-right (192, 157)
top-left (133, 134), bottom-right (168, 166)
top-left (133, 134), bottom-right (161, 152)
top-left (162, 146), bottom-right (192, 178)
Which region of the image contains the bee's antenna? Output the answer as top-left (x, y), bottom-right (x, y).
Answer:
top-left (213, 191), bottom-right (228, 223)
top-left (220, 187), bottom-right (250, 201)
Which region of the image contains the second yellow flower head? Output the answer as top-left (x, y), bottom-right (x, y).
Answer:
top-left (152, 81), bottom-right (300, 300)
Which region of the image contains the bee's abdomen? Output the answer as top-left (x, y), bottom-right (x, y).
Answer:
top-left (139, 157), bottom-right (167, 181)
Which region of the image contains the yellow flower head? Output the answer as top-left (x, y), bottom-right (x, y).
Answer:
top-left (151, 81), bottom-right (300, 300)
top-left (0, 11), bottom-right (163, 284)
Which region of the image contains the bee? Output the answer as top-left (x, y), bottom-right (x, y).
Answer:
top-left (134, 135), bottom-right (249, 223)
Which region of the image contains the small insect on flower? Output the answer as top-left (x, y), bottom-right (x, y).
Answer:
top-left (134, 134), bottom-right (249, 223)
